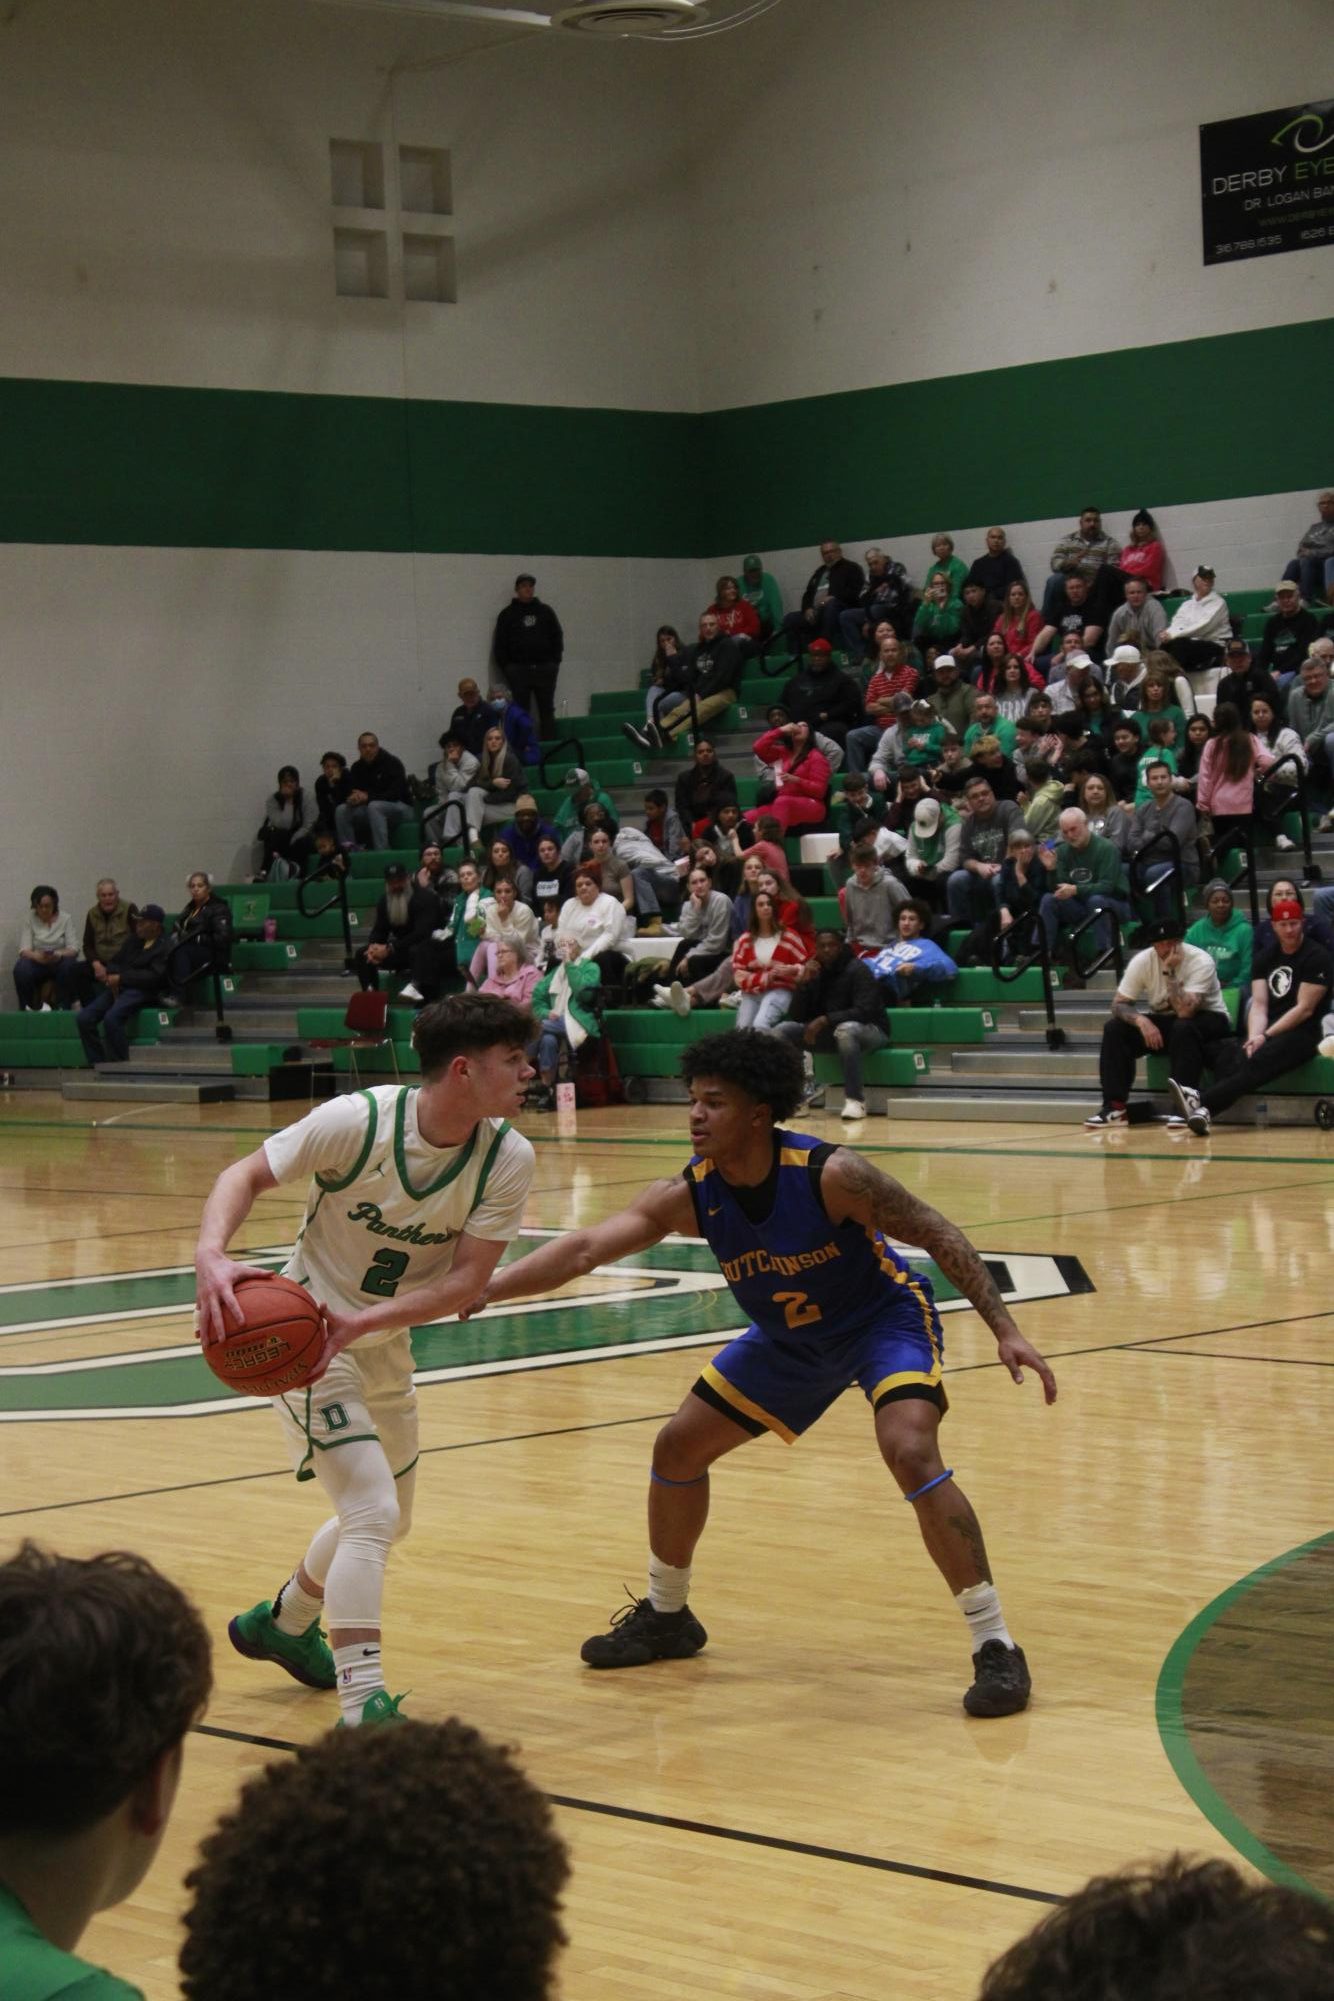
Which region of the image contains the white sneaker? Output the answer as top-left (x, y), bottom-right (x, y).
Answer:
top-left (1275, 834), bottom-right (1296, 851)
top-left (668, 981), bottom-right (691, 1018)
top-left (718, 990), bottom-right (741, 1010)
top-left (840, 1098), bottom-right (867, 1121)
top-left (651, 986), bottom-right (671, 1008)
top-left (1168, 1077), bottom-right (1211, 1137)
top-left (397, 982), bottom-right (423, 1003)
top-left (1318, 1036), bottom-right (1334, 1061)
top-left (38, 1002), bottom-right (52, 1012)
top-left (1319, 814), bottom-right (1334, 834)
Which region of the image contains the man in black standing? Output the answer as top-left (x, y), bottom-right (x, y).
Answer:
top-left (493, 573), bottom-right (565, 739)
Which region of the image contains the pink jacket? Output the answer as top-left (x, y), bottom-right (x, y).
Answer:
top-left (751, 727), bottom-right (831, 803)
top-left (1196, 735), bottom-right (1274, 816)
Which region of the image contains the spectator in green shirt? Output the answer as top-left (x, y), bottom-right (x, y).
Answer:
top-left (963, 693), bottom-right (1018, 759)
top-left (913, 575), bottom-right (965, 669)
top-left (927, 532), bottom-right (969, 600)
top-left (740, 553), bottom-right (783, 639)
top-left (1186, 879), bottom-right (1254, 992)
top-left (0, 1544), bottom-right (212, 2001)
top-left (1038, 806), bottom-right (1132, 965)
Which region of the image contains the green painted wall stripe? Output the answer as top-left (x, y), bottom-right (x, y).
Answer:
top-left (0, 318), bottom-right (1328, 560)
top-left (1155, 1530), bottom-right (1334, 1901)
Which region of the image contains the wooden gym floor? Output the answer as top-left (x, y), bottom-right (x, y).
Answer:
top-left (2, 1093), bottom-right (1332, 1998)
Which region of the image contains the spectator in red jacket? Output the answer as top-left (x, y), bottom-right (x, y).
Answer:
top-left (731, 889), bottom-right (809, 1030)
top-left (994, 581), bottom-right (1043, 664)
top-left (709, 576), bottom-right (761, 655)
top-left (744, 722), bottom-right (831, 833)
top-left (1117, 508), bottom-right (1167, 593)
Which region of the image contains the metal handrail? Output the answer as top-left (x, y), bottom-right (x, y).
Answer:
top-left (1128, 827), bottom-right (1186, 927)
top-left (1216, 821), bottom-right (1260, 927)
top-left (167, 943), bottom-right (231, 1043)
top-left (1064, 899), bottom-right (1127, 983)
top-left (1259, 751), bottom-right (1321, 884)
top-left (539, 736), bottom-right (585, 789)
top-left (987, 910), bottom-right (1064, 1047)
top-left (299, 859), bottom-right (354, 963)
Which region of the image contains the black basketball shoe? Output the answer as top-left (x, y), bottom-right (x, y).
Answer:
top-left (580, 1595), bottom-right (708, 1668)
top-left (963, 1640), bottom-right (1032, 1717)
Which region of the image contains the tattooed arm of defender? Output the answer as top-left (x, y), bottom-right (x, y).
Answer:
top-left (822, 1149), bottom-right (1058, 1404)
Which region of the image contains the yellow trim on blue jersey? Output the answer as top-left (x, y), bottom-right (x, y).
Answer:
top-left (869, 1363), bottom-right (944, 1404)
top-left (700, 1362), bottom-right (797, 1445)
top-left (688, 1158), bottom-right (712, 1183)
top-left (778, 1144), bottom-right (815, 1166)
top-left (862, 1227), bottom-right (942, 1364)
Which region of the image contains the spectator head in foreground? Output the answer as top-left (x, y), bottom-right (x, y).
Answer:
top-left (978, 1852), bottom-right (1334, 2001)
top-left (0, 1542), bottom-right (212, 1983)
top-left (180, 1719), bottom-right (568, 2001)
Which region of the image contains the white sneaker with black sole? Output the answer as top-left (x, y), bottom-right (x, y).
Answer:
top-left (1168, 1077), bottom-right (1211, 1136)
top-left (1085, 1106), bottom-right (1127, 1127)
top-left (840, 1098), bottom-right (867, 1121)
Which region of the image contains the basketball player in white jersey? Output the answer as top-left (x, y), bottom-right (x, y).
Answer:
top-left (194, 995), bottom-right (536, 1726)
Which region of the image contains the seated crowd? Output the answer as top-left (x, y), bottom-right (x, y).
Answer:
top-left (15, 498), bottom-right (1334, 1111)
top-left (4, 1533), bottom-right (1331, 2001)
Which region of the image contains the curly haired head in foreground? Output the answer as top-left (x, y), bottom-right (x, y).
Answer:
top-left (681, 1029), bottom-right (805, 1123)
top-left (179, 1717), bottom-right (568, 2001)
top-left (979, 1853), bottom-right (1334, 2001)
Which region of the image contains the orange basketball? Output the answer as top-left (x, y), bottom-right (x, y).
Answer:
top-left (203, 1274), bottom-right (326, 1398)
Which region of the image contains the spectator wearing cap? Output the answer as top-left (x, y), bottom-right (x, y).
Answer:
top-left (1048, 654), bottom-right (1102, 717)
top-left (967, 526), bottom-right (1026, 602)
top-left (1186, 879), bottom-right (1254, 990)
top-left (1116, 508), bottom-right (1167, 593)
top-left (75, 905), bottom-right (171, 1062)
top-left (448, 678), bottom-right (501, 760)
top-left (1171, 898), bottom-right (1333, 1134)
top-left (780, 640), bottom-right (864, 749)
top-left (1161, 567), bottom-right (1231, 672)
top-left (423, 732), bottom-right (479, 847)
top-left (1256, 580), bottom-right (1323, 686)
top-left (926, 653), bottom-right (975, 738)
top-left (903, 794), bottom-right (962, 909)
top-left (355, 862), bottom-right (446, 1001)
top-left (556, 765), bottom-right (616, 840)
top-left (840, 548), bottom-right (914, 660)
top-left (1281, 490), bottom-right (1334, 609)
top-left (624, 611), bottom-right (742, 751)
top-left (1087, 920), bottom-right (1235, 1127)
top-left (492, 573), bottom-right (564, 738)
top-left (1215, 637), bottom-right (1282, 727)
top-left (708, 575), bottom-right (761, 654)
top-left (781, 539), bottom-right (865, 654)
top-left (738, 553), bottom-right (782, 638)
top-left (912, 572), bottom-right (964, 670)
top-left (1105, 576), bottom-right (1168, 657)
top-left (500, 795), bottom-right (560, 875)
top-left (335, 731), bottom-right (415, 852)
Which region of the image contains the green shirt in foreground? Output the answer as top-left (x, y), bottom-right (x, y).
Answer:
top-left (1053, 832), bottom-right (1126, 898)
top-left (0, 1883), bottom-right (143, 2000)
top-left (1185, 911), bottom-right (1253, 990)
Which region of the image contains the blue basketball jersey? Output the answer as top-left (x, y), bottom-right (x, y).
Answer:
top-left (684, 1128), bottom-right (935, 1345)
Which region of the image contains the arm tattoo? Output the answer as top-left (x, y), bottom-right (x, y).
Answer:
top-left (834, 1151), bottom-right (1019, 1343)
top-left (1111, 997), bottom-right (1145, 1026)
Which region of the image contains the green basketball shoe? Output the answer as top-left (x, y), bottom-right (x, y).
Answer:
top-left (336, 1690), bottom-right (409, 1729)
top-left (227, 1600), bottom-right (336, 1690)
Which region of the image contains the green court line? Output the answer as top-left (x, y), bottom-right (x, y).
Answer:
top-left (1155, 1531), bottom-right (1334, 1902)
top-left (0, 1116), bottom-right (1330, 1170)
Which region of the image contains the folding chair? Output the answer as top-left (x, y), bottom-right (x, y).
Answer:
top-left (304, 989), bottom-right (401, 1092)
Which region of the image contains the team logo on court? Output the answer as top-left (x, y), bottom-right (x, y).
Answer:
top-left (0, 1235), bottom-right (1092, 1422)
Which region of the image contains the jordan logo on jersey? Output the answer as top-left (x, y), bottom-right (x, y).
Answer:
top-left (346, 1201), bottom-right (456, 1248)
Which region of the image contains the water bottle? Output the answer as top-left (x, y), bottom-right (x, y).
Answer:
top-left (263, 916), bottom-right (278, 942)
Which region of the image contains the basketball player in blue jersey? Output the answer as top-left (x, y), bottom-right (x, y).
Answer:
top-left (464, 1030), bottom-right (1057, 1716)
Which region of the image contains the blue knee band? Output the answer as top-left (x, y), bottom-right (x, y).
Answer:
top-left (649, 1467), bottom-right (708, 1488)
top-left (904, 1467), bottom-right (954, 1504)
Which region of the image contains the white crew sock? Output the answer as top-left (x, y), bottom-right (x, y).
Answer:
top-left (271, 1572), bottom-right (324, 1636)
top-left (647, 1555), bottom-right (692, 1615)
top-left (333, 1641), bottom-right (387, 1725)
top-left (955, 1581), bottom-right (1014, 1652)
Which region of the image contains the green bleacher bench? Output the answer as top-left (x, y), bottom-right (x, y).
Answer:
top-left (603, 1009), bottom-right (928, 1087)
top-left (231, 940), bottom-right (302, 970)
top-left (891, 1006), bottom-right (989, 1044)
top-left (936, 968), bottom-right (1052, 1005)
top-left (295, 1006), bottom-right (416, 1038)
top-left (0, 1004), bottom-right (171, 1070)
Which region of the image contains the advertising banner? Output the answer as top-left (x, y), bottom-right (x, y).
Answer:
top-left (1200, 98), bottom-right (1334, 265)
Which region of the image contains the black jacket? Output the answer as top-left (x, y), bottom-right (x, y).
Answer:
top-left (780, 665), bottom-right (865, 733)
top-left (369, 886), bottom-right (440, 949)
top-left (966, 549), bottom-right (1026, 598)
top-left (1255, 609), bottom-right (1320, 676)
top-left (675, 760), bottom-right (739, 829)
top-left (493, 598), bottom-right (564, 669)
top-left (449, 701), bottom-right (500, 758)
top-left (1215, 665), bottom-right (1283, 725)
top-left (788, 949), bottom-right (888, 1031)
top-left (347, 749), bottom-right (412, 806)
top-left (110, 929), bottom-right (171, 996)
top-left (800, 557), bottom-right (864, 613)
top-left (855, 564), bottom-right (915, 632)
top-left (175, 895), bottom-right (233, 962)
top-left (315, 771), bottom-right (352, 825)
top-left (677, 636), bottom-right (742, 702)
